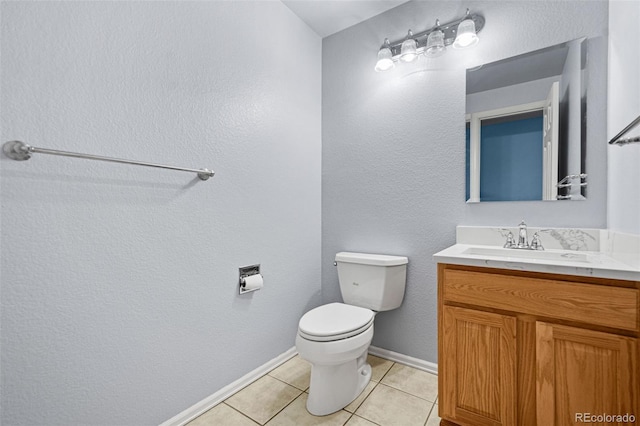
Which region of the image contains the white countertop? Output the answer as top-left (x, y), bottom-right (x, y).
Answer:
top-left (433, 243), bottom-right (640, 282)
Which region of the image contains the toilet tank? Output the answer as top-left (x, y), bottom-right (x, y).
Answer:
top-left (335, 252), bottom-right (408, 312)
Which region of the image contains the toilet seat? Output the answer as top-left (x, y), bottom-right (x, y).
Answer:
top-left (298, 303), bottom-right (374, 342)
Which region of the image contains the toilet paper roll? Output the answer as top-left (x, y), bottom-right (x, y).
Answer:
top-left (242, 274), bottom-right (264, 291)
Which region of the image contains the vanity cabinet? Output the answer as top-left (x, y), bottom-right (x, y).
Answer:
top-left (536, 322), bottom-right (637, 425)
top-left (441, 305), bottom-right (517, 425)
top-left (438, 264), bottom-right (639, 426)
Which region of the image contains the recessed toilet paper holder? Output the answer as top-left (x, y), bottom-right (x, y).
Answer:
top-left (239, 264), bottom-right (262, 295)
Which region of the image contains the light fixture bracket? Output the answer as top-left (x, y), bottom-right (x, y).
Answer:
top-left (384, 13), bottom-right (484, 58)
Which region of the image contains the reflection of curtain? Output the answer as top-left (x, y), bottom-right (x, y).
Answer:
top-left (480, 116), bottom-right (543, 201)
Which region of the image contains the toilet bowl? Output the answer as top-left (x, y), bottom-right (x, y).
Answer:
top-left (296, 302), bottom-right (374, 416)
top-left (296, 252), bottom-right (408, 416)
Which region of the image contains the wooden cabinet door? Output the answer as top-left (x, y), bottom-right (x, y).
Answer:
top-left (441, 306), bottom-right (517, 425)
top-left (536, 322), bottom-right (638, 425)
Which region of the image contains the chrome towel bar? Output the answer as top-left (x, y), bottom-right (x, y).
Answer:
top-left (2, 140), bottom-right (215, 180)
top-left (608, 115), bottom-right (640, 146)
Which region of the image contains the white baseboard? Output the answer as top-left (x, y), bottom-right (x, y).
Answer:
top-left (368, 345), bottom-right (438, 375)
top-left (160, 347), bottom-right (298, 426)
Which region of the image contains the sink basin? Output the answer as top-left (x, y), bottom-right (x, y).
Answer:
top-left (462, 246), bottom-right (591, 263)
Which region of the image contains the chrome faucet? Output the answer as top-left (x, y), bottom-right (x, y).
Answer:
top-left (517, 220), bottom-right (529, 248)
top-left (503, 221), bottom-right (544, 250)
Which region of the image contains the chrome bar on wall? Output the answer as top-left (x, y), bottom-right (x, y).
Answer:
top-left (608, 115), bottom-right (640, 146)
top-left (2, 140), bottom-right (215, 180)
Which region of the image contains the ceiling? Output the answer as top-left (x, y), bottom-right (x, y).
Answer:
top-left (282, 0), bottom-right (410, 38)
top-left (466, 44), bottom-right (570, 94)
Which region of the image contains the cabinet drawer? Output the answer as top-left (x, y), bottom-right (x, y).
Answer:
top-left (443, 269), bottom-right (639, 331)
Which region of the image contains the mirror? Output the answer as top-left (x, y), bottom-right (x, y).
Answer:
top-left (465, 38), bottom-right (587, 202)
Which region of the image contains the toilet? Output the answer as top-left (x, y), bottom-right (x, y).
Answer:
top-left (295, 251), bottom-right (408, 416)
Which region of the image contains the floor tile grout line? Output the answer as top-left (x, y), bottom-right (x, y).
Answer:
top-left (378, 362), bottom-right (439, 403)
top-left (347, 379), bottom-right (379, 416)
top-left (258, 357), bottom-right (309, 424)
top-left (375, 382), bottom-right (438, 405)
top-left (349, 413), bottom-right (383, 426)
top-left (424, 400), bottom-right (436, 426)
top-left (266, 372), bottom-right (308, 392)
top-left (340, 412), bottom-right (354, 426)
top-left (220, 401), bottom-right (262, 425)
top-left (375, 360), bottom-right (396, 383)
top-left (223, 374), bottom-right (304, 425)
top-left (352, 378), bottom-right (434, 425)
top-left (261, 389), bottom-right (305, 425)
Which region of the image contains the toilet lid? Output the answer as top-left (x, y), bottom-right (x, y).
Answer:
top-left (298, 303), bottom-right (374, 342)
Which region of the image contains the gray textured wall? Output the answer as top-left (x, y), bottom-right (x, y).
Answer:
top-left (322, 0), bottom-right (608, 363)
top-left (0, 2), bottom-right (321, 424)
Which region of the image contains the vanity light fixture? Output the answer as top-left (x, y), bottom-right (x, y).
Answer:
top-left (375, 8), bottom-right (484, 71)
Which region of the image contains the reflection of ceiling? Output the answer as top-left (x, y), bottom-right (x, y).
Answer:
top-left (282, 0), bottom-right (410, 38)
top-left (466, 45), bottom-right (569, 94)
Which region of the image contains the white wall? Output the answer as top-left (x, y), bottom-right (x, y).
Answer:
top-left (560, 38), bottom-right (584, 187)
top-left (322, 0), bottom-right (608, 363)
top-left (608, 0), bottom-right (640, 235)
top-left (466, 75), bottom-right (559, 113)
top-left (0, 2), bottom-right (321, 424)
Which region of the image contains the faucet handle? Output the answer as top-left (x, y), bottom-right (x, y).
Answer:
top-left (504, 232), bottom-right (516, 248)
top-left (530, 232), bottom-right (544, 250)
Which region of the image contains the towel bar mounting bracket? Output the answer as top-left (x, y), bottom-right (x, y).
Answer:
top-left (3, 140), bottom-right (32, 161)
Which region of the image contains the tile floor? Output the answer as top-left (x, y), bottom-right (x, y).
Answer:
top-left (187, 354), bottom-right (441, 426)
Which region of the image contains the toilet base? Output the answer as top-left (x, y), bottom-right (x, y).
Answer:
top-left (296, 317), bottom-right (374, 416)
top-left (306, 350), bottom-right (372, 416)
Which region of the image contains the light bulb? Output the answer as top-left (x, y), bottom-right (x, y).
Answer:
top-left (374, 39), bottom-right (395, 72)
top-left (453, 17), bottom-right (479, 49)
top-left (400, 30), bottom-right (418, 62)
top-left (375, 49), bottom-right (394, 72)
top-left (425, 28), bottom-right (445, 57)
